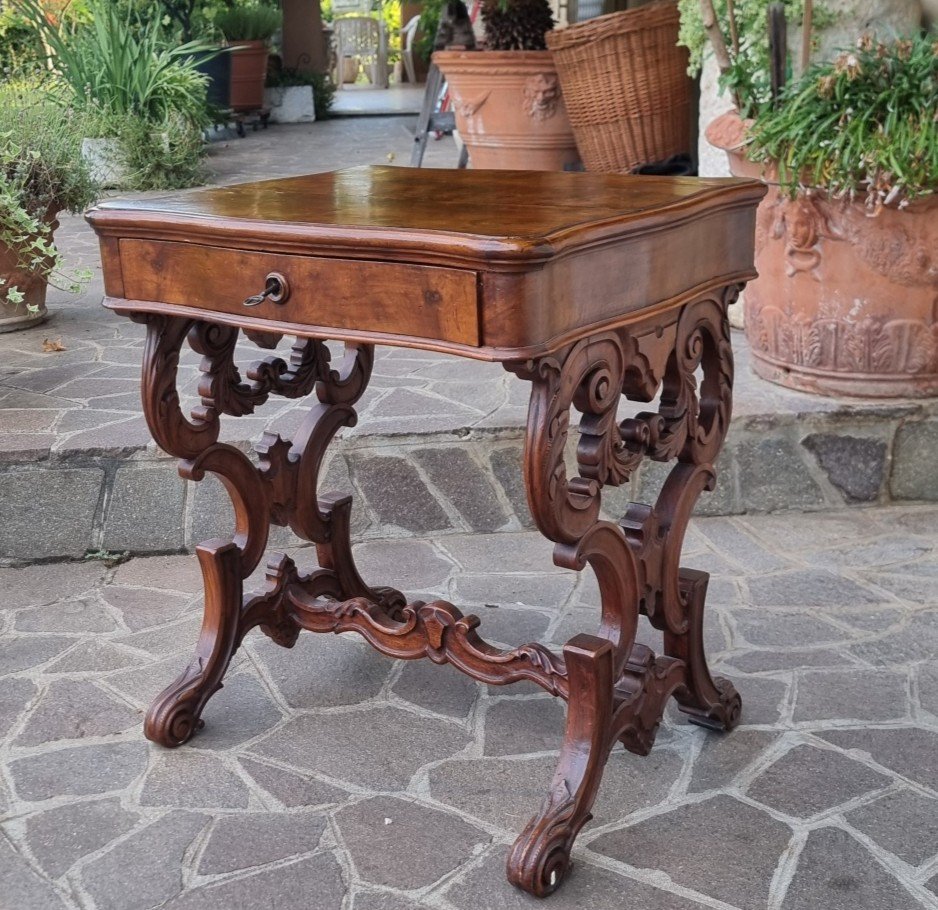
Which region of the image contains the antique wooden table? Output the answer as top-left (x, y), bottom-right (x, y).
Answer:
top-left (88, 166), bottom-right (765, 897)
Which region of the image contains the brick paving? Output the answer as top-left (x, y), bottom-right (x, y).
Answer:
top-left (2, 117), bottom-right (938, 561)
top-left (3, 506), bottom-right (938, 908)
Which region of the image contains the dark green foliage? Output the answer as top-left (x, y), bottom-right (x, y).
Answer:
top-left (749, 33), bottom-right (938, 205)
top-left (481, 0), bottom-right (554, 51)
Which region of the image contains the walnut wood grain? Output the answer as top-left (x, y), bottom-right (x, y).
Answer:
top-left (92, 168), bottom-right (763, 899)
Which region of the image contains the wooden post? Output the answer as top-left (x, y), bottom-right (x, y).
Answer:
top-left (281, 0), bottom-right (328, 74)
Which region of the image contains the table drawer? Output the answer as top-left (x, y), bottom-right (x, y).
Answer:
top-left (118, 239), bottom-right (481, 346)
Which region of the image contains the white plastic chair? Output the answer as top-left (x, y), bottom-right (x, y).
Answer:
top-left (333, 16), bottom-right (388, 89)
top-left (400, 15), bottom-right (420, 85)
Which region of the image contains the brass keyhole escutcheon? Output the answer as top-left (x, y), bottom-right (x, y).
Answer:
top-left (243, 272), bottom-right (290, 307)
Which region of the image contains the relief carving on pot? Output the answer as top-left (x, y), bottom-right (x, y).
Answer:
top-left (453, 92), bottom-right (490, 119)
top-left (769, 192), bottom-right (844, 279)
top-left (522, 73), bottom-right (562, 121)
top-left (747, 304), bottom-right (938, 375)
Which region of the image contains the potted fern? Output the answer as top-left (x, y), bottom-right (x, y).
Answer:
top-left (215, 3), bottom-right (283, 112)
top-left (0, 86), bottom-right (96, 332)
top-left (719, 34), bottom-right (938, 397)
top-left (434, 0), bottom-right (579, 170)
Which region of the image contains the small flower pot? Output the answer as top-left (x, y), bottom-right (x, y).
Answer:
top-left (0, 241), bottom-right (49, 333)
top-left (229, 40), bottom-right (269, 112)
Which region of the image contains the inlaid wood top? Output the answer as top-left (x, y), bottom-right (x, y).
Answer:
top-left (88, 166), bottom-right (764, 265)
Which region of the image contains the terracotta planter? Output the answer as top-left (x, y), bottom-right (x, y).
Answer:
top-left (707, 110), bottom-right (938, 399)
top-left (0, 241), bottom-right (49, 333)
top-left (433, 50), bottom-right (579, 171)
top-left (229, 40), bottom-right (269, 112)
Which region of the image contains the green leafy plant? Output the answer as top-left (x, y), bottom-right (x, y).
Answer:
top-left (0, 81), bottom-right (97, 309)
top-left (749, 33), bottom-right (938, 207)
top-left (678, 0), bottom-right (833, 116)
top-left (482, 0), bottom-right (554, 50)
top-left (266, 67), bottom-right (338, 118)
top-left (416, 0), bottom-right (444, 62)
top-left (214, 3), bottom-right (282, 41)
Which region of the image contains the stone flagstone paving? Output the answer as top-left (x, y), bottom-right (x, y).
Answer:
top-left (4, 506), bottom-right (938, 908)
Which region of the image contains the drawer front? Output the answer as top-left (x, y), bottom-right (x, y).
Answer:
top-left (119, 239), bottom-right (481, 346)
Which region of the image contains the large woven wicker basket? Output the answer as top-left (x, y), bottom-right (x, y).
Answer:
top-left (546, 2), bottom-right (691, 173)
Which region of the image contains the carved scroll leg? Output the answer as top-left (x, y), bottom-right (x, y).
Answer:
top-left (507, 635), bottom-right (615, 897)
top-left (664, 568), bottom-right (741, 732)
top-left (144, 541), bottom-right (244, 748)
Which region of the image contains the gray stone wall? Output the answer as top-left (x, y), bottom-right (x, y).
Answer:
top-left (3, 403), bottom-right (937, 563)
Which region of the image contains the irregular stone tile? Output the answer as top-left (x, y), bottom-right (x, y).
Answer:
top-left (453, 574), bottom-right (576, 610)
top-left (100, 585), bottom-right (192, 632)
top-left (846, 789), bottom-right (938, 866)
top-left (471, 606), bottom-right (552, 649)
top-left (439, 532), bottom-right (559, 575)
top-left (743, 512), bottom-right (880, 554)
top-left (783, 827), bottom-right (921, 910)
top-left (250, 633), bottom-right (391, 709)
top-left (10, 741), bottom-right (148, 801)
top-left (186, 671), bottom-right (283, 750)
top-left (0, 835), bottom-right (71, 909)
top-left (803, 537), bottom-right (930, 569)
top-left (684, 675), bottom-right (787, 726)
top-left (102, 465), bottom-right (187, 552)
top-left (253, 707), bottom-right (471, 790)
top-left (748, 570), bottom-right (882, 608)
top-left (14, 596), bottom-right (117, 634)
top-left (164, 853), bottom-right (344, 910)
top-left (803, 433), bottom-right (888, 502)
top-left (591, 795), bottom-right (791, 909)
top-left (894, 507), bottom-right (938, 536)
top-left (734, 610), bottom-right (850, 648)
top-left (0, 467), bottom-right (104, 560)
top-left (916, 662), bottom-right (938, 717)
top-left (725, 649), bottom-right (852, 673)
top-left (238, 758), bottom-right (350, 809)
top-left (836, 607), bottom-right (905, 633)
top-left (489, 445), bottom-right (534, 529)
top-left (140, 752), bottom-right (250, 809)
top-left (0, 434), bottom-right (53, 462)
top-left (351, 538), bottom-right (453, 591)
top-left (793, 669), bottom-right (908, 722)
top-left (393, 660), bottom-right (478, 719)
top-left (430, 748), bottom-right (683, 833)
top-left (851, 612), bottom-right (938, 666)
top-left (0, 637), bottom-right (78, 675)
top-left (113, 613), bottom-right (203, 659)
top-left (446, 848), bottom-right (703, 910)
top-left (746, 744), bottom-right (890, 818)
top-left (45, 640), bottom-right (145, 673)
top-left (892, 421), bottom-right (938, 501)
top-left (0, 561), bottom-right (105, 609)
top-left (688, 730), bottom-right (779, 792)
top-left (350, 454), bottom-right (450, 533)
top-left (113, 554), bottom-right (204, 593)
top-left (104, 653), bottom-right (198, 708)
top-left (197, 812), bottom-right (327, 875)
top-left (15, 680), bottom-right (139, 746)
top-left (0, 677), bottom-right (38, 737)
top-left (336, 796), bottom-right (489, 889)
top-left (414, 448), bottom-right (510, 532)
top-left (354, 894), bottom-right (428, 910)
top-left (735, 437), bottom-right (826, 511)
top-left (695, 518), bottom-right (792, 572)
top-left (483, 698), bottom-right (565, 756)
top-left (81, 812), bottom-right (207, 910)
top-left (24, 797), bottom-right (140, 878)
top-left (862, 565), bottom-right (938, 604)
top-left (818, 727), bottom-right (938, 790)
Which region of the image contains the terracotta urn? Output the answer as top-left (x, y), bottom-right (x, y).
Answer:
top-left (707, 110), bottom-right (938, 398)
top-left (228, 40), bottom-right (269, 112)
top-left (0, 241), bottom-right (49, 333)
top-left (433, 50), bottom-right (580, 171)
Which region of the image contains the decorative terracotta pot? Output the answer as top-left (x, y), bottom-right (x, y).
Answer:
top-left (0, 241), bottom-right (49, 333)
top-left (228, 40), bottom-right (269, 112)
top-left (433, 50), bottom-right (580, 171)
top-left (707, 110), bottom-right (938, 398)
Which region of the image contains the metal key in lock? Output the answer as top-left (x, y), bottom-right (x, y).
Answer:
top-left (243, 272), bottom-right (289, 307)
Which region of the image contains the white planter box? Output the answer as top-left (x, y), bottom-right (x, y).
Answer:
top-left (264, 86), bottom-right (316, 123)
top-left (81, 137), bottom-right (129, 189)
